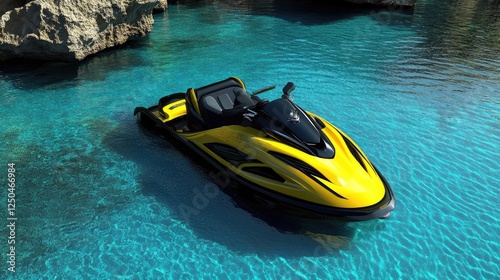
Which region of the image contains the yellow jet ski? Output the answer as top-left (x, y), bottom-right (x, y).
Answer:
top-left (134, 77), bottom-right (395, 220)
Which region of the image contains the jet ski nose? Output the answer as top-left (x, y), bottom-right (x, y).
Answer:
top-left (379, 212), bottom-right (391, 219)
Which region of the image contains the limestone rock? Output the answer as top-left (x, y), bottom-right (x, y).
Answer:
top-left (153, 0), bottom-right (167, 14)
top-left (0, 0), bottom-right (160, 62)
top-left (343, 0), bottom-right (418, 6)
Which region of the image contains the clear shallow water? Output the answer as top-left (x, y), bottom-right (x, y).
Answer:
top-left (1, 0), bottom-right (499, 279)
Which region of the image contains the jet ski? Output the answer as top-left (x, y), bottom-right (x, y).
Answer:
top-left (134, 77), bottom-right (395, 220)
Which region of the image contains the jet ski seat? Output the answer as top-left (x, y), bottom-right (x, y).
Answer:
top-left (185, 77), bottom-right (258, 130)
top-left (201, 88), bottom-right (256, 114)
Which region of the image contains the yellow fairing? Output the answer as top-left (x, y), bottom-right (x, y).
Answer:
top-left (230, 76), bottom-right (246, 90)
top-left (181, 117), bottom-right (386, 209)
top-left (160, 100), bottom-right (186, 122)
top-left (187, 88), bottom-right (200, 115)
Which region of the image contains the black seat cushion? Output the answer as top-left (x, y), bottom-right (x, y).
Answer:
top-left (186, 77), bottom-right (260, 129)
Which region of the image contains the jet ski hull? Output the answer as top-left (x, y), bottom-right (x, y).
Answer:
top-left (134, 78), bottom-right (395, 220)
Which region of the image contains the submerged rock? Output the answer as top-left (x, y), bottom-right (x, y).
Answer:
top-left (0, 0), bottom-right (161, 62)
top-left (343, 0), bottom-right (417, 6)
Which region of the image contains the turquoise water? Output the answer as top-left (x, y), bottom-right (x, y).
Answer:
top-left (1, 0), bottom-right (499, 278)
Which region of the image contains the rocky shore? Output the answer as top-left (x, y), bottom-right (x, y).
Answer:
top-left (0, 0), bottom-right (166, 62)
top-left (0, 0), bottom-right (416, 62)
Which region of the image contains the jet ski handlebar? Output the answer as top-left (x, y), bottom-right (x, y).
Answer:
top-left (252, 85), bottom-right (276, 95)
top-left (251, 82), bottom-right (296, 99)
top-left (281, 82), bottom-right (295, 100)
top-left (250, 82), bottom-right (297, 111)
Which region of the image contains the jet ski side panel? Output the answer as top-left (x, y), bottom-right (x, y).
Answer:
top-left (180, 124), bottom-right (388, 209)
